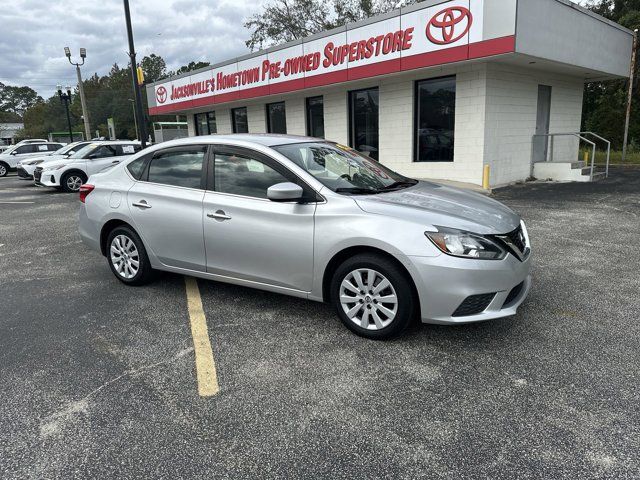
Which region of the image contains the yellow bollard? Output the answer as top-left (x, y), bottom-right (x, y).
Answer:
top-left (482, 165), bottom-right (490, 190)
top-left (583, 150), bottom-right (589, 165)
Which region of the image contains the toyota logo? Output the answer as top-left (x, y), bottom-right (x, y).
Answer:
top-left (156, 86), bottom-right (167, 104)
top-left (426, 6), bottom-right (473, 45)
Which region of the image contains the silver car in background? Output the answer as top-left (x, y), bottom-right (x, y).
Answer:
top-left (79, 134), bottom-right (531, 339)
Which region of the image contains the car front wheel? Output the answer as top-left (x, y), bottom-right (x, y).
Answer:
top-left (61, 171), bottom-right (86, 193)
top-left (331, 253), bottom-right (416, 340)
top-left (0, 162), bottom-right (8, 177)
top-left (106, 226), bottom-right (154, 286)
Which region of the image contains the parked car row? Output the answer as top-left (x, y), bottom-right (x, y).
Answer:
top-left (10, 140), bottom-right (143, 192)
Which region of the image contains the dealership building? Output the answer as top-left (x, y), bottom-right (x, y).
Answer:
top-left (146, 0), bottom-right (633, 187)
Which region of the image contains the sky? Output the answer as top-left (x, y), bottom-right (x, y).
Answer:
top-left (0, 0), bottom-right (266, 98)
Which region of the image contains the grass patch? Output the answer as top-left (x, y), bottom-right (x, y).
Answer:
top-left (580, 149), bottom-right (640, 165)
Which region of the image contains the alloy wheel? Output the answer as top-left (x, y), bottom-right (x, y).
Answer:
top-left (110, 234), bottom-right (140, 279)
top-left (339, 268), bottom-right (398, 330)
top-left (0, 165), bottom-right (6, 176)
top-left (66, 175), bottom-right (83, 192)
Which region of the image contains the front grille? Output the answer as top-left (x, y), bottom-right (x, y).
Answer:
top-left (506, 225), bottom-right (526, 253)
top-left (34, 167), bottom-right (43, 182)
top-left (452, 293), bottom-right (496, 317)
top-left (503, 282), bottom-right (524, 308)
top-left (495, 224), bottom-right (529, 261)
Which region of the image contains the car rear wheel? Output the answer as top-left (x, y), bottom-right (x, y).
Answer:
top-left (106, 226), bottom-right (154, 286)
top-left (0, 162), bottom-right (8, 177)
top-left (61, 171), bottom-right (86, 193)
top-left (331, 253), bottom-right (416, 340)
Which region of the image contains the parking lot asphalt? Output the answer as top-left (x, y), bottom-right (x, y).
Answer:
top-left (1, 169), bottom-right (639, 479)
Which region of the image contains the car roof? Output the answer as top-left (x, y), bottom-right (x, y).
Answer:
top-left (165, 133), bottom-right (321, 148)
top-left (87, 140), bottom-right (141, 145)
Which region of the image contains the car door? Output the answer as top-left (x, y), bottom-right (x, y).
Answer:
top-left (85, 145), bottom-right (119, 175)
top-left (203, 145), bottom-right (316, 291)
top-left (10, 145), bottom-right (39, 167)
top-left (127, 145), bottom-right (207, 272)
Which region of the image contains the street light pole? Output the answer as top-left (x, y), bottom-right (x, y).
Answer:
top-left (64, 47), bottom-right (91, 141)
top-left (57, 85), bottom-right (74, 143)
top-left (129, 99), bottom-right (138, 140)
top-left (122, 0), bottom-right (147, 148)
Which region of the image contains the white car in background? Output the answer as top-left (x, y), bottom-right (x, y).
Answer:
top-left (17, 141), bottom-right (92, 180)
top-left (34, 140), bottom-right (143, 192)
top-left (0, 142), bottom-right (64, 177)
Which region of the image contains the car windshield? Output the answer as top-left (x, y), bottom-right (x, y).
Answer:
top-left (57, 143), bottom-right (82, 156)
top-left (272, 141), bottom-right (417, 194)
top-left (2, 145), bottom-right (18, 155)
top-left (69, 143), bottom-right (99, 159)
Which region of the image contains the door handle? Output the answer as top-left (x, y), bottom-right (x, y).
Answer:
top-left (132, 201), bottom-right (152, 209)
top-left (111, 160), bottom-right (120, 164)
top-left (207, 210), bottom-right (231, 221)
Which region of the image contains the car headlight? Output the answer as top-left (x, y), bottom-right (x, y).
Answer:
top-left (425, 227), bottom-right (506, 260)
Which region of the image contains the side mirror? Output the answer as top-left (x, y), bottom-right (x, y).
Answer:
top-left (267, 182), bottom-right (304, 202)
top-left (10, 151), bottom-right (17, 155)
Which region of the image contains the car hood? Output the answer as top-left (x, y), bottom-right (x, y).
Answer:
top-left (39, 157), bottom-right (80, 169)
top-left (19, 154), bottom-right (58, 165)
top-left (353, 181), bottom-right (520, 234)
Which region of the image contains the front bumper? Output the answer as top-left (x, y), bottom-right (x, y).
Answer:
top-left (35, 169), bottom-right (60, 187)
top-left (16, 166), bottom-right (33, 179)
top-left (406, 251), bottom-right (532, 325)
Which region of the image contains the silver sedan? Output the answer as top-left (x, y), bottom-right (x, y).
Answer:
top-left (79, 134), bottom-right (531, 339)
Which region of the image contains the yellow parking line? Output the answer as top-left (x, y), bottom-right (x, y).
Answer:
top-left (184, 276), bottom-right (219, 397)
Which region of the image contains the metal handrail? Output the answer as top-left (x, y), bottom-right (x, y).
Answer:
top-left (532, 133), bottom-right (597, 180)
top-left (579, 132), bottom-right (611, 178)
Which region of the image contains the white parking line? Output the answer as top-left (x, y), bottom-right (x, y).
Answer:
top-left (0, 201), bottom-right (35, 204)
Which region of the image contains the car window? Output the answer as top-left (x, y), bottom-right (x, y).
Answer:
top-left (214, 151), bottom-right (289, 199)
top-left (147, 148), bottom-right (205, 189)
top-left (16, 145), bottom-right (37, 154)
top-left (117, 144), bottom-right (140, 155)
top-left (126, 156), bottom-right (147, 179)
top-left (88, 145), bottom-right (117, 159)
top-left (47, 144), bottom-right (62, 152)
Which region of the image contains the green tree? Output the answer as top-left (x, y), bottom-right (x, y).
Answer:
top-left (140, 54), bottom-right (168, 83)
top-left (244, 0), bottom-right (410, 50)
top-left (582, 0), bottom-right (640, 149)
top-left (0, 82), bottom-right (43, 117)
top-left (175, 61), bottom-right (211, 75)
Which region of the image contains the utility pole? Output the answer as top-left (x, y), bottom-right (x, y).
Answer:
top-left (622, 29), bottom-right (638, 164)
top-left (65, 47), bottom-right (91, 141)
top-left (122, 0), bottom-right (147, 148)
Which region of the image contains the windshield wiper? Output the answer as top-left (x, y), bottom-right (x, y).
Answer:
top-left (334, 187), bottom-right (381, 195)
top-left (379, 180), bottom-right (419, 191)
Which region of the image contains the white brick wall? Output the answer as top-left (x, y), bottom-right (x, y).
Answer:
top-left (285, 97), bottom-right (306, 136)
top-left (247, 105), bottom-right (266, 133)
top-left (483, 64), bottom-right (584, 186)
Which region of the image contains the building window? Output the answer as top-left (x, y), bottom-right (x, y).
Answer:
top-left (415, 76), bottom-right (456, 162)
top-left (195, 112), bottom-right (217, 135)
top-left (349, 88), bottom-right (379, 160)
top-left (266, 102), bottom-right (287, 134)
top-left (306, 96), bottom-right (324, 138)
top-left (231, 107), bottom-right (248, 133)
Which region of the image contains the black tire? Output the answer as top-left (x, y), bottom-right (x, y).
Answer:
top-left (61, 171), bottom-right (87, 193)
top-left (106, 226), bottom-right (155, 286)
top-left (330, 253), bottom-right (416, 340)
top-left (0, 162), bottom-right (8, 177)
